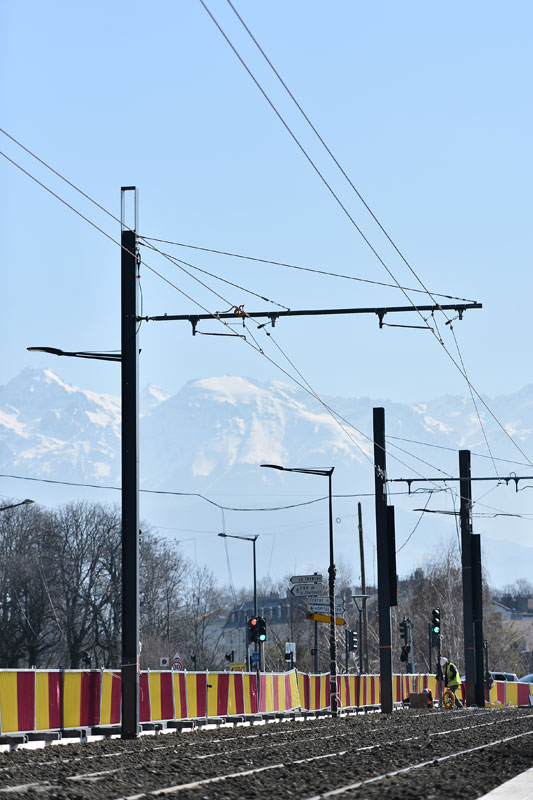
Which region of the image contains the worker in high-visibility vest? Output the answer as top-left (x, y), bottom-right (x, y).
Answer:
top-left (440, 657), bottom-right (463, 707)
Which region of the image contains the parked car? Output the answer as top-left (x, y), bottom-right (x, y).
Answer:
top-left (519, 673), bottom-right (533, 683)
top-left (490, 671), bottom-right (519, 682)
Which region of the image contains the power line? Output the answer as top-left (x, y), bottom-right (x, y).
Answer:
top-left (141, 240), bottom-right (291, 312)
top-left (199, 2), bottom-right (533, 470)
top-left (222, 0), bottom-right (455, 311)
top-left (139, 238), bottom-right (475, 303)
top-left (385, 436), bottom-right (532, 469)
top-left (1, 131), bottom-right (514, 491)
top-left (0, 471), bottom-right (418, 511)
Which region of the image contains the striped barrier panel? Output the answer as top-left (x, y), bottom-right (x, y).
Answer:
top-left (206, 672), bottom-right (230, 718)
top-left (35, 670), bottom-right (62, 731)
top-left (0, 670), bottom-right (35, 734)
top-left (489, 680), bottom-right (506, 705)
top-left (100, 671), bottom-right (121, 726)
top-left (148, 671), bottom-right (175, 722)
top-left (358, 674), bottom-right (380, 707)
top-left (62, 670), bottom-right (101, 729)
top-left (488, 680), bottom-right (532, 707)
top-left (173, 671), bottom-right (188, 719)
top-left (337, 674), bottom-right (359, 709)
top-left (298, 673), bottom-right (329, 712)
top-left (226, 672), bottom-right (258, 716)
top-left (185, 672), bottom-right (207, 719)
top-left (258, 670), bottom-right (300, 714)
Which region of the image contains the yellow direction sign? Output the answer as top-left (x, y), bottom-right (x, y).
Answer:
top-left (306, 611), bottom-right (346, 626)
top-left (230, 662), bottom-right (247, 671)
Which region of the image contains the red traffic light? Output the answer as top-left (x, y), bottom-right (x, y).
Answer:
top-left (250, 618), bottom-right (258, 626)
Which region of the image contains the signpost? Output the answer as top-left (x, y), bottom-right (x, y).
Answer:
top-left (308, 600), bottom-right (331, 613)
top-left (290, 574), bottom-right (323, 585)
top-left (291, 584), bottom-right (329, 597)
top-left (306, 611), bottom-right (346, 626)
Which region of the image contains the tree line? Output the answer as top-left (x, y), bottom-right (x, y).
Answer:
top-left (0, 501), bottom-right (527, 676)
top-left (0, 501), bottom-right (226, 670)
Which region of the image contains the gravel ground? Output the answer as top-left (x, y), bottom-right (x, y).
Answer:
top-left (0, 708), bottom-right (532, 799)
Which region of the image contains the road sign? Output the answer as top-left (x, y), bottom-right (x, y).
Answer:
top-left (308, 602), bottom-right (331, 613)
top-left (285, 642), bottom-right (296, 657)
top-left (291, 584), bottom-right (329, 597)
top-left (250, 651), bottom-right (260, 664)
top-left (230, 662), bottom-right (246, 671)
top-left (290, 574), bottom-right (323, 585)
top-left (306, 611), bottom-right (346, 626)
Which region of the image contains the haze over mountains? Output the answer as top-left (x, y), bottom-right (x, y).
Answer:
top-left (1, 368), bottom-right (532, 589)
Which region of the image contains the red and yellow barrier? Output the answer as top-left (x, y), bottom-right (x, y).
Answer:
top-left (172, 671), bottom-right (188, 719)
top-left (297, 673), bottom-right (329, 711)
top-left (1, 669), bottom-right (531, 735)
top-left (225, 672), bottom-right (257, 715)
top-left (0, 671), bottom-right (34, 733)
top-left (149, 671), bottom-right (175, 722)
top-left (63, 670), bottom-right (101, 728)
top-left (100, 671), bottom-right (121, 725)
top-left (258, 671), bottom-right (300, 713)
top-left (185, 672), bottom-right (207, 718)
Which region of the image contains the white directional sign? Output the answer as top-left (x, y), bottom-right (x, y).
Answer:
top-left (290, 574), bottom-right (323, 585)
top-left (308, 602), bottom-right (331, 613)
top-left (291, 583), bottom-right (329, 597)
top-left (307, 597), bottom-right (330, 608)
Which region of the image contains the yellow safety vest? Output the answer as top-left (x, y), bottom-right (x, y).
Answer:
top-left (446, 662), bottom-right (460, 689)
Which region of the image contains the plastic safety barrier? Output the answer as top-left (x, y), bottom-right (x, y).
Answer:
top-left (1, 670), bottom-right (531, 735)
top-left (258, 671), bottom-right (300, 714)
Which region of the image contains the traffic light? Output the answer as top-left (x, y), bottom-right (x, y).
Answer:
top-left (225, 649), bottom-right (235, 663)
top-left (248, 617), bottom-right (258, 645)
top-left (399, 618), bottom-right (408, 642)
top-left (257, 617), bottom-right (267, 643)
top-left (431, 608), bottom-right (440, 646)
top-left (347, 630), bottom-right (358, 652)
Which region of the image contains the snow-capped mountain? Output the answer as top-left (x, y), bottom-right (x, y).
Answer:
top-left (1, 368), bottom-right (532, 590)
top-left (1, 368), bottom-right (532, 490)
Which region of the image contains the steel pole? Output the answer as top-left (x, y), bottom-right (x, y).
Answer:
top-left (471, 533), bottom-right (485, 707)
top-left (373, 407), bottom-right (393, 713)
top-left (328, 470), bottom-right (338, 717)
top-left (359, 608), bottom-right (363, 674)
top-left (314, 621), bottom-right (319, 673)
top-left (120, 216), bottom-right (139, 739)
top-left (459, 450), bottom-right (476, 706)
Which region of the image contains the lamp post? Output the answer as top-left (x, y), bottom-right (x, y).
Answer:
top-left (26, 181), bottom-right (140, 740)
top-left (352, 594), bottom-right (369, 675)
top-left (0, 499), bottom-right (34, 512)
top-left (218, 533), bottom-right (259, 669)
top-left (261, 463), bottom-right (338, 717)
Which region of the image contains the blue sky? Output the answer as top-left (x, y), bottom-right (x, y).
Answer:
top-left (1, 1), bottom-right (532, 588)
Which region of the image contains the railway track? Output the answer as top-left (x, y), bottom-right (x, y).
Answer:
top-left (0, 708), bottom-right (531, 799)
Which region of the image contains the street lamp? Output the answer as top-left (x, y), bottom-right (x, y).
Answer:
top-left (218, 533), bottom-right (259, 669)
top-left (261, 463), bottom-right (338, 717)
top-left (352, 594), bottom-right (369, 675)
top-left (0, 499), bottom-right (34, 512)
top-left (27, 347), bottom-right (121, 362)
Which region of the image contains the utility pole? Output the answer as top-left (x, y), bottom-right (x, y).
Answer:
top-left (357, 503), bottom-right (369, 674)
top-left (120, 187), bottom-right (140, 739)
top-left (459, 450), bottom-right (475, 707)
top-left (472, 533), bottom-right (485, 707)
top-left (373, 408), bottom-right (393, 713)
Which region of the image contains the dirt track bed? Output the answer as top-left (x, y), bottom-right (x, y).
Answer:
top-left (0, 708), bottom-right (532, 799)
